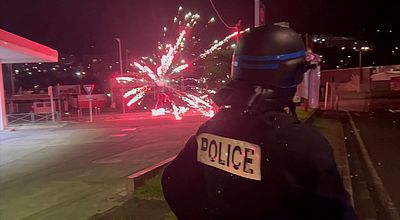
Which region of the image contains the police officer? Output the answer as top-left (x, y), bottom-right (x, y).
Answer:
top-left (162, 25), bottom-right (356, 220)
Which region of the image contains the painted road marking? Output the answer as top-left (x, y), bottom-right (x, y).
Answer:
top-left (111, 133), bottom-right (128, 137)
top-left (121, 128), bottom-right (137, 132)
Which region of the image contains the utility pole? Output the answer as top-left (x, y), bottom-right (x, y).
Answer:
top-left (7, 64), bottom-right (15, 113)
top-left (254, 0), bottom-right (266, 27)
top-left (126, 49), bottom-right (129, 73)
top-left (7, 64), bottom-right (15, 95)
top-left (358, 46), bottom-right (370, 83)
top-left (115, 38), bottom-right (126, 113)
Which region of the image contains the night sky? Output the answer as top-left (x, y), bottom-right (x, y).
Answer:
top-left (0, 0), bottom-right (398, 56)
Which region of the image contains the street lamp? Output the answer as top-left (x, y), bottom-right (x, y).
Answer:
top-left (356, 46), bottom-right (370, 82)
top-left (115, 38), bottom-right (126, 113)
top-left (358, 46), bottom-right (370, 68)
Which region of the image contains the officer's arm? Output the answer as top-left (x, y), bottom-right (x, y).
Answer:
top-left (302, 132), bottom-right (356, 220)
top-left (281, 125), bottom-right (357, 220)
top-left (161, 136), bottom-right (208, 219)
top-left (311, 161), bottom-right (357, 220)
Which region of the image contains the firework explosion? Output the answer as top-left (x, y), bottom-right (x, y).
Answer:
top-left (116, 7), bottom-right (249, 120)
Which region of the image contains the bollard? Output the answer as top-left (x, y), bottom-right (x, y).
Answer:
top-left (335, 95), bottom-right (339, 111)
top-left (77, 109), bottom-right (81, 121)
top-left (324, 81), bottom-right (329, 110)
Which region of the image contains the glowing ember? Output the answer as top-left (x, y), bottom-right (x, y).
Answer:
top-left (152, 108), bottom-right (166, 116)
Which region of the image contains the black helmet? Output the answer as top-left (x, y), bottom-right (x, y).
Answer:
top-left (232, 25), bottom-right (306, 88)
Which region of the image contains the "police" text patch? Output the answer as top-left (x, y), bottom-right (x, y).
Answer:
top-left (196, 133), bottom-right (261, 181)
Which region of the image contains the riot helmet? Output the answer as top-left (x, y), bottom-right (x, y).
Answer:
top-left (231, 25), bottom-right (306, 88)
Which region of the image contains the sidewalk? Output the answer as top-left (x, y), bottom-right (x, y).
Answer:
top-left (310, 111), bottom-right (353, 202)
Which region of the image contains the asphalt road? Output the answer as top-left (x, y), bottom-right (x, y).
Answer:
top-left (335, 94), bottom-right (400, 218)
top-left (350, 110), bottom-right (400, 212)
top-left (0, 113), bottom-right (207, 220)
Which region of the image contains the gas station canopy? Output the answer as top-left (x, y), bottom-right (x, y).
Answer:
top-left (0, 28), bottom-right (59, 130)
top-left (0, 29), bottom-right (58, 63)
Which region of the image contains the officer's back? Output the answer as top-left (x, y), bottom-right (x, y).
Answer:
top-left (162, 25), bottom-right (356, 220)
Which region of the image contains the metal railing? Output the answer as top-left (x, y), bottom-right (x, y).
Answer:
top-left (6, 112), bottom-right (59, 125)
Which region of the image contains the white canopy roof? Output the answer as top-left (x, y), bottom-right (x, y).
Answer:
top-left (0, 28), bottom-right (59, 130)
top-left (0, 29), bottom-right (58, 63)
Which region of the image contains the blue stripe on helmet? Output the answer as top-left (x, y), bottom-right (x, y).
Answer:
top-left (238, 50), bottom-right (305, 62)
top-left (238, 63), bottom-right (279, 70)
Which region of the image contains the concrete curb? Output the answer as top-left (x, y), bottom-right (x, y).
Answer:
top-left (347, 111), bottom-right (400, 220)
top-left (5, 122), bottom-right (69, 130)
top-left (337, 116), bottom-right (355, 207)
top-left (125, 156), bottom-right (176, 194)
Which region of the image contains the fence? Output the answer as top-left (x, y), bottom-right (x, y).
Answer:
top-left (6, 112), bottom-right (59, 125)
top-left (320, 64), bottom-right (400, 111)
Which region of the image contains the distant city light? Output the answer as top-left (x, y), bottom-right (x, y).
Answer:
top-left (208, 17), bottom-right (215, 23)
top-left (230, 44), bottom-right (236, 48)
top-left (361, 46), bottom-right (370, 51)
top-left (348, 55), bottom-right (352, 58)
top-left (395, 47), bottom-right (399, 50)
top-left (377, 29), bottom-right (380, 32)
top-left (163, 27), bottom-right (167, 32)
top-left (75, 72), bottom-right (81, 76)
top-left (341, 47), bottom-right (346, 50)
top-left (389, 30), bottom-right (393, 33)
top-left (15, 70), bottom-right (19, 73)
top-left (28, 72), bottom-right (32, 75)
